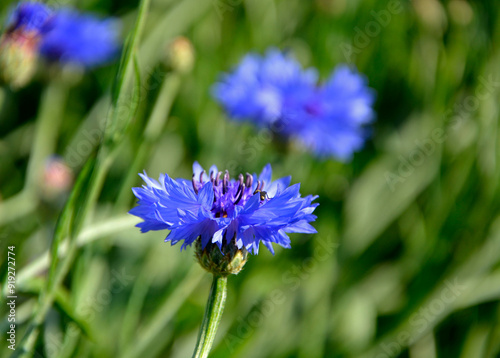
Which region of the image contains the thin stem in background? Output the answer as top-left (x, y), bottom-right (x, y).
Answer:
top-left (25, 81), bottom-right (68, 190)
top-left (122, 265), bottom-right (204, 358)
top-left (115, 73), bottom-right (181, 209)
top-left (0, 82), bottom-right (69, 227)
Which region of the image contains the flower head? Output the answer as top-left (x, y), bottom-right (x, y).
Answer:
top-left (0, 2), bottom-right (51, 87)
top-left (212, 48), bottom-right (375, 161)
top-left (5, 1), bottom-right (52, 33)
top-left (41, 156), bottom-right (73, 199)
top-left (38, 9), bottom-right (121, 68)
top-left (167, 36), bottom-right (195, 74)
top-left (212, 49), bottom-right (317, 127)
top-left (1, 1), bottom-right (121, 87)
top-left (130, 163), bottom-right (318, 262)
top-left (290, 65), bottom-right (376, 160)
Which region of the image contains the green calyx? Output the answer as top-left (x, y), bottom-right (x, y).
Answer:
top-left (195, 239), bottom-right (248, 276)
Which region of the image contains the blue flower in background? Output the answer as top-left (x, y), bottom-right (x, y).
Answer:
top-left (130, 162), bottom-right (318, 255)
top-left (39, 9), bottom-right (121, 68)
top-left (212, 49), bottom-right (317, 127)
top-left (291, 65), bottom-right (376, 160)
top-left (2, 1), bottom-right (121, 69)
top-left (1, 2), bottom-right (52, 87)
top-left (212, 49), bottom-right (376, 161)
top-left (5, 1), bottom-right (52, 33)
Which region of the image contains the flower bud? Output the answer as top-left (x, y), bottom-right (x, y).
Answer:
top-left (0, 32), bottom-right (39, 88)
top-left (195, 239), bottom-right (248, 276)
top-left (166, 36), bottom-right (195, 74)
top-left (40, 156), bottom-right (73, 201)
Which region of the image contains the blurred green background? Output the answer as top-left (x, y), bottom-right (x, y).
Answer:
top-left (1, 0), bottom-right (500, 357)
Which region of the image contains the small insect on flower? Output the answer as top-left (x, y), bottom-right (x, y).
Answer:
top-left (130, 162), bottom-right (319, 275)
top-left (253, 184), bottom-right (268, 201)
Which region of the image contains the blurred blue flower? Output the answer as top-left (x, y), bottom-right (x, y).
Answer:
top-left (291, 65), bottom-right (376, 160)
top-left (39, 9), bottom-right (121, 68)
top-left (130, 162), bottom-right (318, 255)
top-left (5, 1), bottom-right (52, 33)
top-left (212, 49), bottom-right (317, 127)
top-left (1, 2), bottom-right (52, 87)
top-left (3, 2), bottom-right (121, 69)
top-left (212, 49), bottom-right (375, 161)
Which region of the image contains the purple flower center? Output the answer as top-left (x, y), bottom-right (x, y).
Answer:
top-left (304, 100), bottom-right (323, 117)
top-left (192, 170), bottom-right (267, 218)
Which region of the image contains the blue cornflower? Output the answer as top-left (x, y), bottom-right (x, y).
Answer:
top-left (2, 2), bottom-right (120, 69)
top-left (212, 49), bottom-right (375, 161)
top-left (5, 1), bottom-right (52, 33)
top-left (212, 49), bottom-right (317, 127)
top-left (38, 9), bottom-right (121, 68)
top-left (130, 162), bottom-right (318, 256)
top-left (0, 2), bottom-right (51, 87)
top-left (290, 65), bottom-right (376, 160)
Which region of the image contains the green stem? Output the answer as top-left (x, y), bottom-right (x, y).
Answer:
top-left (115, 140), bottom-right (151, 209)
top-left (25, 81), bottom-right (68, 190)
top-left (75, 150), bottom-right (115, 232)
top-left (192, 275), bottom-right (227, 358)
top-left (115, 73), bottom-right (181, 209)
top-left (0, 190), bottom-right (37, 227)
top-left (0, 82), bottom-right (68, 227)
top-left (13, 154), bottom-right (104, 357)
top-left (143, 73), bottom-right (181, 139)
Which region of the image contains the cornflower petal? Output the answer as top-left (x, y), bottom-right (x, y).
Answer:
top-left (213, 48), bottom-right (376, 161)
top-left (130, 163), bottom-right (318, 255)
